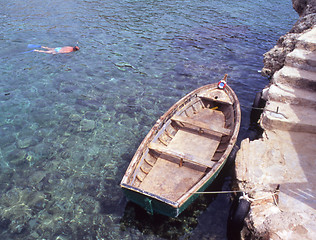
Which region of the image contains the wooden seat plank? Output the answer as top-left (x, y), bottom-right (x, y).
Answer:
top-left (171, 114), bottom-right (231, 136)
top-left (197, 88), bottom-right (233, 105)
top-left (148, 142), bottom-right (215, 168)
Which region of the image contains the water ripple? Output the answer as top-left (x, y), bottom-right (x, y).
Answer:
top-left (0, 0), bottom-right (296, 239)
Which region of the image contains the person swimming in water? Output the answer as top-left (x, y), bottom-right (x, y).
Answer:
top-left (34, 46), bottom-right (80, 54)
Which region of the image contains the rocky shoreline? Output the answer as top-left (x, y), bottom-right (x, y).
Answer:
top-left (262, 0), bottom-right (316, 78)
top-left (235, 1), bottom-right (316, 239)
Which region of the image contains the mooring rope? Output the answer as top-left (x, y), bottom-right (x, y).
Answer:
top-left (193, 189), bottom-right (276, 201)
top-left (192, 188), bottom-right (281, 209)
top-left (192, 190), bottom-right (244, 194)
top-left (192, 187), bottom-right (283, 211)
top-left (240, 191), bottom-right (277, 202)
top-left (240, 104), bottom-right (265, 110)
top-left (240, 104), bottom-right (288, 119)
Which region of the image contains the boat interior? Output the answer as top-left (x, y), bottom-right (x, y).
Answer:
top-left (128, 89), bottom-right (237, 202)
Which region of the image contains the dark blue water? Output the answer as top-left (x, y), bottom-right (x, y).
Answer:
top-left (0, 0), bottom-right (296, 239)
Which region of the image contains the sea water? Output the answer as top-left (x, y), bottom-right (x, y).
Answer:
top-left (0, 0), bottom-right (296, 239)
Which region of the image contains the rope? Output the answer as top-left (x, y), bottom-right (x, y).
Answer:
top-left (236, 190), bottom-right (283, 211)
top-left (193, 190), bottom-right (276, 201)
top-left (240, 104), bottom-right (265, 110)
top-left (192, 190), bottom-right (244, 194)
top-left (190, 187), bottom-right (284, 212)
top-left (240, 191), bottom-right (276, 202)
top-left (241, 104), bottom-right (278, 112)
top-left (192, 189), bottom-right (281, 209)
top-left (240, 104), bottom-right (288, 119)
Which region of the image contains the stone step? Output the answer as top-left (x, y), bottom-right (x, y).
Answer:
top-left (273, 66), bottom-right (316, 91)
top-left (285, 48), bottom-right (316, 72)
top-left (267, 84), bottom-right (316, 108)
top-left (261, 100), bottom-right (316, 133)
top-left (296, 27), bottom-right (316, 52)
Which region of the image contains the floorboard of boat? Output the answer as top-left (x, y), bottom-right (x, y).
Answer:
top-left (139, 157), bottom-right (204, 202)
top-left (139, 109), bottom-right (225, 202)
top-left (167, 108), bottom-right (224, 166)
top-left (167, 129), bottom-right (221, 166)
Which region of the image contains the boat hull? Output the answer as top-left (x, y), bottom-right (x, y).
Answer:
top-left (121, 80), bottom-right (241, 217)
top-left (122, 156), bottom-right (227, 217)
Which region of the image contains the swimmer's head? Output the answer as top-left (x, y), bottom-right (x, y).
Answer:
top-left (73, 46), bottom-right (80, 51)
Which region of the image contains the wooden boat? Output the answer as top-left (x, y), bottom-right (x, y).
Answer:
top-left (120, 75), bottom-right (241, 217)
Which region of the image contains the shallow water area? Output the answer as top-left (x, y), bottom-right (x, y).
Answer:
top-left (0, 0), bottom-right (296, 239)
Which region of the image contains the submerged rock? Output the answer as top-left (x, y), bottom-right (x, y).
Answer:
top-left (79, 119), bottom-right (96, 132)
top-left (0, 188), bottom-right (40, 235)
top-left (7, 149), bottom-right (27, 166)
top-left (69, 113), bottom-right (82, 122)
top-left (16, 137), bottom-right (36, 149)
top-left (29, 171), bottom-right (47, 185)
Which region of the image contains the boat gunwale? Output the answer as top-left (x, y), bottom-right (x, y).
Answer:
top-left (121, 183), bottom-right (179, 208)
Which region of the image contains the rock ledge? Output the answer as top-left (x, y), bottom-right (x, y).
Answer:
top-left (235, 3), bottom-right (316, 239)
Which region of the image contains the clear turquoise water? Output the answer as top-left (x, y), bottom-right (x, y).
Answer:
top-left (0, 0), bottom-right (296, 239)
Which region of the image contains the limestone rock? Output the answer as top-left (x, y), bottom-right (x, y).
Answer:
top-left (262, 0), bottom-right (316, 77)
top-left (236, 3), bottom-right (316, 238)
top-left (293, 0), bottom-right (316, 16)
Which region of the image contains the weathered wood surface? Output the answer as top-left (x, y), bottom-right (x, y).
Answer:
top-left (148, 142), bottom-right (216, 168)
top-left (140, 102), bottom-right (227, 200)
top-left (171, 114), bottom-right (231, 135)
top-left (139, 157), bottom-right (205, 202)
top-left (120, 80), bottom-right (241, 217)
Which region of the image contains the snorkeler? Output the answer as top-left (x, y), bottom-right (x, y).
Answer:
top-left (34, 46), bottom-right (80, 54)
